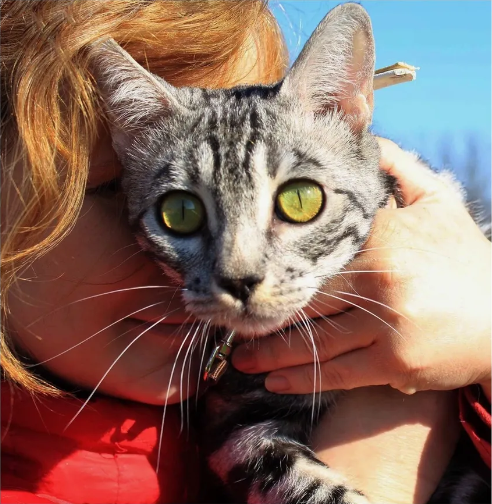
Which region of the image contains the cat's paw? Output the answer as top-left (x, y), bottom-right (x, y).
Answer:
top-left (251, 457), bottom-right (370, 504)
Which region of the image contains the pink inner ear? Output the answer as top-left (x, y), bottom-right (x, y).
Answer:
top-left (281, 5), bottom-right (376, 129)
top-left (339, 93), bottom-right (372, 131)
top-left (336, 29), bottom-right (374, 131)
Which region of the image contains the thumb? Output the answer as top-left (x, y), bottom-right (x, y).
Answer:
top-left (377, 137), bottom-right (447, 206)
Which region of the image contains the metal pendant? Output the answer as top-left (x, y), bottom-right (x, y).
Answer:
top-left (203, 331), bottom-right (236, 383)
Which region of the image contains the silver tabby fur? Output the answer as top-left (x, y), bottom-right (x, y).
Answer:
top-left (91, 3), bottom-right (490, 503)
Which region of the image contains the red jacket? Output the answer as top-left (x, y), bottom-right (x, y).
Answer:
top-left (460, 385), bottom-right (491, 468)
top-left (1, 382), bottom-right (199, 504)
top-left (2, 383), bottom-right (490, 503)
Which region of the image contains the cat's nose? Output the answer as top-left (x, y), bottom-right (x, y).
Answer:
top-left (216, 275), bottom-right (263, 303)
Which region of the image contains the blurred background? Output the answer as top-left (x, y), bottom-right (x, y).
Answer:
top-left (273, 1), bottom-right (491, 217)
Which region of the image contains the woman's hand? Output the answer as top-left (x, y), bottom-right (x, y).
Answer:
top-left (233, 137), bottom-right (491, 399)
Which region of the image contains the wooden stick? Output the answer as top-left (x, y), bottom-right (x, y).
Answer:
top-left (374, 62), bottom-right (418, 90)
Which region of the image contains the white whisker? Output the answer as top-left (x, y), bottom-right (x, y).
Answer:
top-left (156, 322), bottom-right (196, 472)
top-left (95, 248), bottom-right (146, 278)
top-left (287, 316), bottom-right (294, 346)
top-left (26, 285), bottom-right (184, 329)
top-left (355, 245), bottom-right (464, 263)
top-left (274, 326), bottom-right (289, 346)
top-left (180, 321), bottom-right (204, 434)
top-left (64, 308), bottom-right (179, 432)
top-left (307, 295), bottom-right (357, 319)
top-left (185, 329), bottom-right (203, 433)
top-left (334, 290), bottom-right (419, 328)
top-left (294, 309), bottom-right (321, 424)
top-left (28, 300), bottom-right (168, 367)
top-left (312, 269), bottom-right (397, 281)
top-left (305, 303), bottom-right (350, 334)
top-left (302, 311), bottom-right (323, 423)
top-left (177, 321), bottom-right (198, 431)
top-left (164, 313), bottom-right (194, 348)
top-left (317, 291), bottom-right (404, 339)
top-left (195, 320), bottom-right (212, 406)
top-left (338, 269), bottom-right (397, 275)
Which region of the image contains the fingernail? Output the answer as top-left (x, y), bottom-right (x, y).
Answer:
top-left (232, 348), bottom-right (257, 372)
top-left (265, 375), bottom-right (290, 392)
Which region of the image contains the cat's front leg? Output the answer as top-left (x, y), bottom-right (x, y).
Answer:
top-left (208, 420), bottom-right (370, 504)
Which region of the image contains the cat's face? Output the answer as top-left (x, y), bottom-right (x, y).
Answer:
top-left (91, 3), bottom-right (391, 337)
top-left (120, 88), bottom-right (387, 336)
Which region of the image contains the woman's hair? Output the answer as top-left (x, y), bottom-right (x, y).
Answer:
top-left (1, 0), bottom-right (288, 395)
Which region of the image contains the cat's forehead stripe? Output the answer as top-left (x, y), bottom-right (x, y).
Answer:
top-left (199, 103), bottom-right (265, 194)
top-left (240, 108), bottom-right (262, 176)
top-left (205, 110), bottom-right (221, 178)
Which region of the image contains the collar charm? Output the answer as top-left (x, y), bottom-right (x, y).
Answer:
top-left (203, 331), bottom-right (236, 383)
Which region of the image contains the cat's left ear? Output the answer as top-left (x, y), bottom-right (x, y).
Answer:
top-left (90, 39), bottom-right (186, 155)
top-left (281, 3), bottom-right (375, 130)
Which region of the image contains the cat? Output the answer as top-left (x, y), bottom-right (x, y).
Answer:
top-left (90, 3), bottom-right (490, 503)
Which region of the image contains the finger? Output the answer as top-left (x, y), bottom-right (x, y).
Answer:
top-left (265, 346), bottom-right (388, 394)
top-left (377, 137), bottom-right (445, 205)
top-left (232, 309), bottom-right (375, 374)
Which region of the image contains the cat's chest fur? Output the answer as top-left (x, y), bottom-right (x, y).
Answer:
top-left (197, 366), bottom-right (340, 504)
top-left (202, 366), bottom-right (338, 430)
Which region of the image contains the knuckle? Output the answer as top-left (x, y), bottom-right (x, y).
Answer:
top-left (316, 331), bottom-right (336, 361)
top-left (374, 251), bottom-right (406, 291)
top-left (389, 349), bottom-right (425, 392)
top-left (390, 293), bottom-right (422, 332)
top-left (373, 276), bottom-right (417, 330)
top-left (320, 363), bottom-right (349, 390)
top-left (299, 365), bottom-right (316, 392)
top-left (266, 341), bottom-right (285, 370)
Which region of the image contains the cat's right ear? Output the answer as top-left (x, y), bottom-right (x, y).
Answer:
top-left (89, 39), bottom-right (185, 155)
top-left (281, 3), bottom-right (375, 131)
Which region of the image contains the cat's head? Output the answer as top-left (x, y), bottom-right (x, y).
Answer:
top-left (90, 3), bottom-right (392, 337)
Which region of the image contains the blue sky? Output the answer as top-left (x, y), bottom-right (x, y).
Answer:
top-left (273, 1), bottom-right (491, 202)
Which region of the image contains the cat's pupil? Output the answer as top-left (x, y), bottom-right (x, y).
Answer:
top-left (160, 191), bottom-right (205, 235)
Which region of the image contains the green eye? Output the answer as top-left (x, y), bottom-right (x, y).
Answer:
top-left (160, 191), bottom-right (205, 234)
top-left (276, 180), bottom-right (324, 223)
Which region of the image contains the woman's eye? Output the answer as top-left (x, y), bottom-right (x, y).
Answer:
top-left (160, 191), bottom-right (205, 235)
top-left (276, 180), bottom-right (324, 223)
top-left (86, 178), bottom-right (121, 194)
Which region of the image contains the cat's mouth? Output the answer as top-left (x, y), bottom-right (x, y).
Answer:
top-left (183, 282), bottom-right (315, 338)
top-left (185, 303), bottom-right (291, 338)
top-left (215, 314), bottom-right (287, 338)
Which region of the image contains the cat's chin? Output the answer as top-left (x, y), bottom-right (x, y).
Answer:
top-left (198, 313), bottom-right (288, 339)
top-left (185, 300), bottom-right (299, 338)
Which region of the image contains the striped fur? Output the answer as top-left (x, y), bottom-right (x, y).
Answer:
top-left (91, 3), bottom-right (490, 503)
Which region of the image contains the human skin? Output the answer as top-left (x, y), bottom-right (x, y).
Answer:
top-left (312, 387), bottom-right (460, 504)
